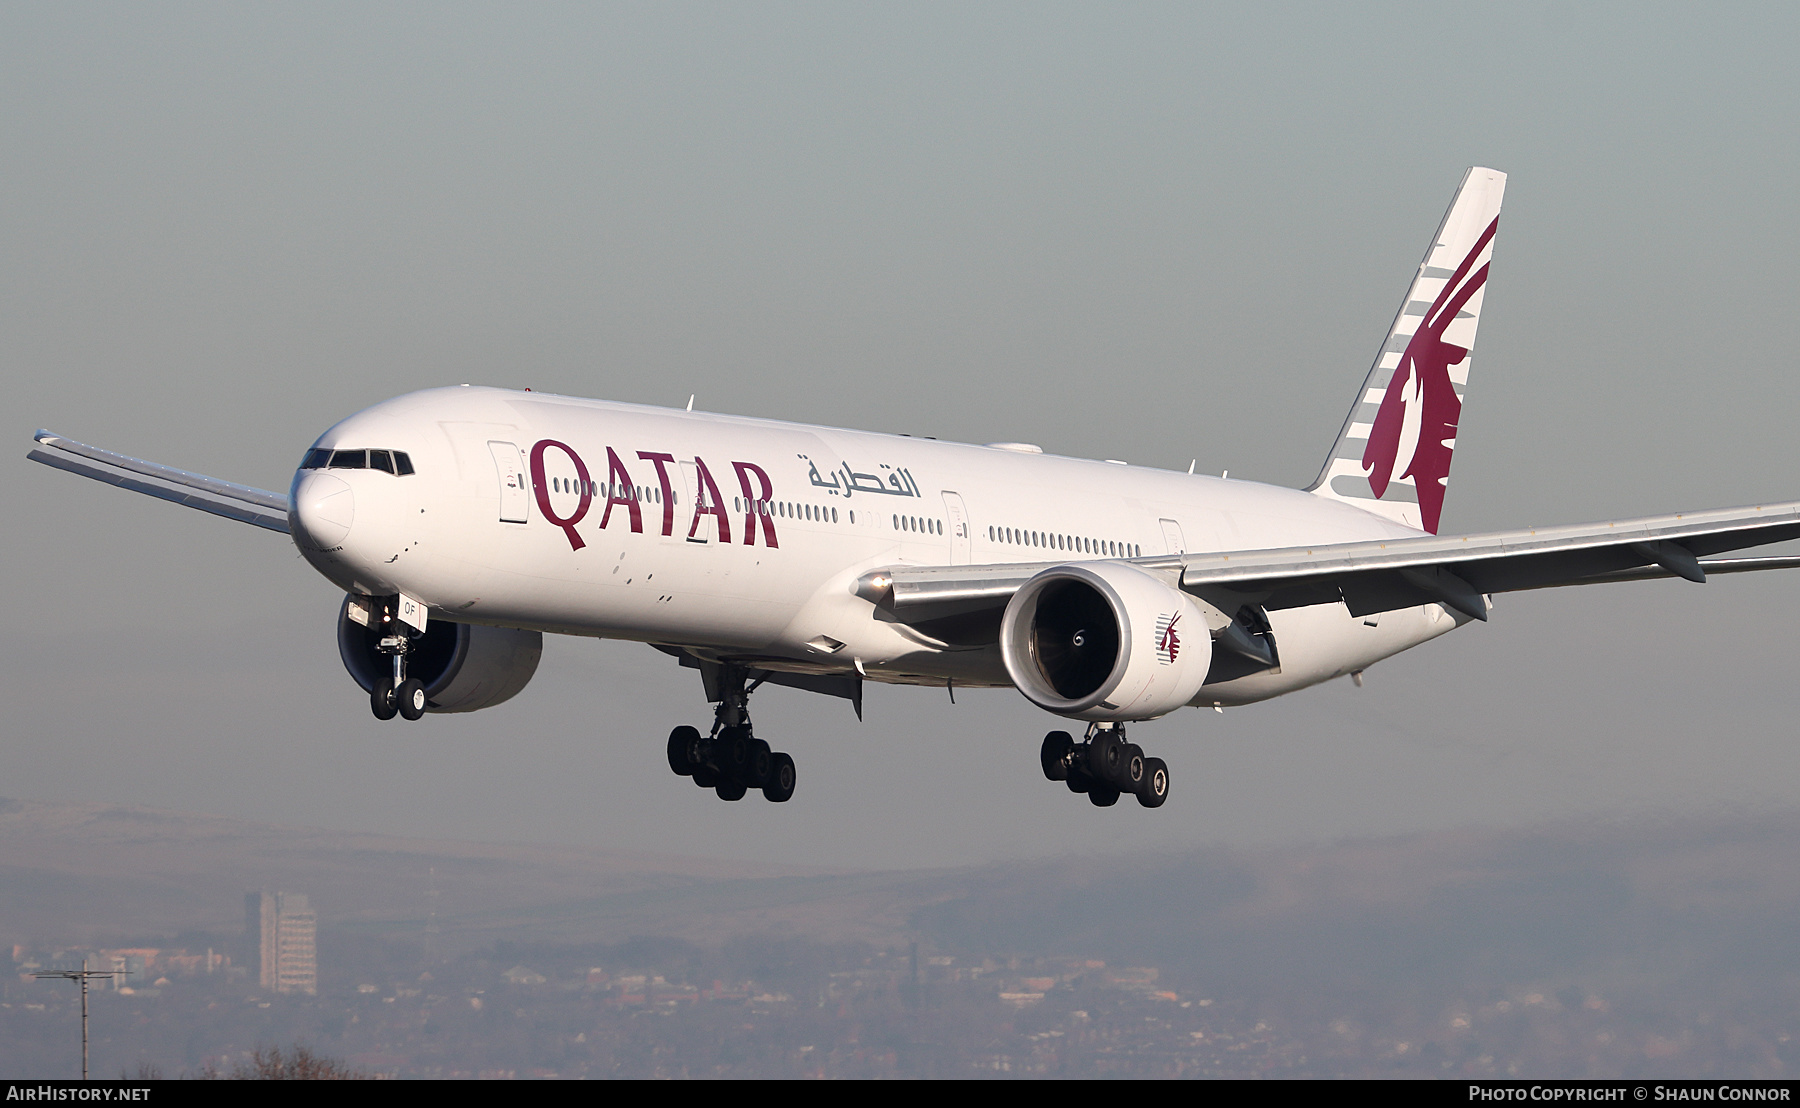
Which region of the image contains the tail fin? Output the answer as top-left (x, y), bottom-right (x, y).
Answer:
top-left (1307, 167), bottom-right (1506, 533)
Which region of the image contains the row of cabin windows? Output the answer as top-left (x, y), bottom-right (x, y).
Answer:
top-left (297, 449), bottom-right (1136, 560)
top-left (990, 525), bottom-right (1138, 559)
top-left (547, 477), bottom-right (665, 504)
top-left (888, 514), bottom-right (1135, 556)
top-left (895, 514), bottom-right (943, 535)
top-left (301, 448), bottom-right (415, 475)
top-left (509, 482), bottom-right (1141, 559)
top-left (541, 480), bottom-right (855, 529)
top-left (735, 498), bottom-right (840, 524)
top-left (539, 481), bottom-right (861, 526)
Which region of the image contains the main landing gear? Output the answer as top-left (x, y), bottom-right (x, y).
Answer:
top-left (666, 665), bottom-right (797, 803)
top-left (1040, 724), bottom-right (1169, 809)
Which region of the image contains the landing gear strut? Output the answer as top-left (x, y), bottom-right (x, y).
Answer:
top-left (367, 599), bottom-right (427, 722)
top-left (666, 664), bottom-right (798, 803)
top-left (1040, 724), bottom-right (1169, 809)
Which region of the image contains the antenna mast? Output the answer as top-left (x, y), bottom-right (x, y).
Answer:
top-left (33, 958), bottom-right (123, 1080)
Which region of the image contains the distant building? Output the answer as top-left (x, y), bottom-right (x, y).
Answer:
top-left (246, 891), bottom-right (317, 995)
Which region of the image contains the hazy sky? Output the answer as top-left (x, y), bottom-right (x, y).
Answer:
top-left (6, 2), bottom-right (1800, 870)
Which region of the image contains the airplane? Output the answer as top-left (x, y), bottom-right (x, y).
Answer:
top-left (28, 167), bottom-right (1800, 811)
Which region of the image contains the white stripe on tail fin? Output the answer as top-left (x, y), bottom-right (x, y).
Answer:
top-left (1307, 167), bottom-right (1506, 534)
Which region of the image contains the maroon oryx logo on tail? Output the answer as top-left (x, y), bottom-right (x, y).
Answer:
top-left (1361, 216), bottom-right (1498, 535)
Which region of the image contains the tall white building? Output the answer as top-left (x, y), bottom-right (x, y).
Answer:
top-left (246, 891), bottom-right (317, 995)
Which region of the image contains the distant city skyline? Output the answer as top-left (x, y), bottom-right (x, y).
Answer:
top-left (7, 795), bottom-right (1800, 1078)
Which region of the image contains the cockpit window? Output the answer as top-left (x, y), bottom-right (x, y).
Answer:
top-left (301, 447), bottom-right (416, 474)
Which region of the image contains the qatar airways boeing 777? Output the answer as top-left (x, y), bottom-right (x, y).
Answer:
top-left (29, 168), bottom-right (1800, 810)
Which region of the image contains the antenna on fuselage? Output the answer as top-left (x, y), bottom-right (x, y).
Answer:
top-left (686, 394), bottom-right (695, 412)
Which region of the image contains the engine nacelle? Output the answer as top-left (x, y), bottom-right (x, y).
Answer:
top-left (999, 562), bottom-right (1210, 722)
top-left (337, 595), bottom-right (542, 714)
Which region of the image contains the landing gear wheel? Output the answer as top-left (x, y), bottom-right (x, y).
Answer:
top-left (685, 663), bottom-right (792, 805)
top-left (667, 726), bottom-right (701, 776)
top-left (746, 739), bottom-right (774, 788)
top-left (1088, 731), bottom-right (1125, 784)
top-left (1136, 757), bottom-right (1169, 809)
top-left (1121, 743), bottom-right (1146, 790)
top-left (1040, 731), bottom-right (1074, 781)
top-left (763, 753), bottom-right (796, 803)
top-left (1065, 768), bottom-right (1092, 794)
top-left (1088, 784), bottom-right (1121, 807)
top-left (370, 677), bottom-right (398, 721)
top-left (396, 678), bottom-right (427, 721)
top-left (720, 726), bottom-right (753, 779)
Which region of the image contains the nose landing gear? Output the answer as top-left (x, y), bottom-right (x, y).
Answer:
top-left (1040, 724), bottom-right (1169, 809)
top-left (366, 599), bottom-right (428, 722)
top-left (666, 664), bottom-right (798, 803)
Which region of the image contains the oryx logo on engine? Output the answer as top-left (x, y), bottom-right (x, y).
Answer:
top-left (1154, 612), bottom-right (1182, 665)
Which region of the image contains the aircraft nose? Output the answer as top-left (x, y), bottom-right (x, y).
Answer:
top-left (291, 471), bottom-right (355, 549)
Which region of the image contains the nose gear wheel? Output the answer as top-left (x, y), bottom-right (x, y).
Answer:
top-left (364, 596), bottom-right (430, 723)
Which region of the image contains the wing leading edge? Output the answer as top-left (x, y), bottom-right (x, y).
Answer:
top-left (28, 431), bottom-right (291, 534)
top-left (866, 501), bottom-right (1800, 629)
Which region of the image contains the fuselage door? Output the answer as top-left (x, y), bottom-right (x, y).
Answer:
top-left (1159, 518), bottom-right (1186, 555)
top-left (942, 491), bottom-right (972, 565)
top-left (678, 459), bottom-right (709, 543)
top-left (489, 441), bottom-right (530, 523)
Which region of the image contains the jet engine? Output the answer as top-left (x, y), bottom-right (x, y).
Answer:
top-left (999, 562), bottom-right (1210, 722)
top-left (336, 595), bottom-right (542, 713)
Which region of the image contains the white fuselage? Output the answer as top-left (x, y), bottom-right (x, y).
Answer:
top-left (289, 386), bottom-right (1465, 712)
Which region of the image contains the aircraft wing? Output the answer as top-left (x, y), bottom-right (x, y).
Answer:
top-left (868, 501), bottom-right (1800, 626)
top-left (27, 431), bottom-right (291, 534)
